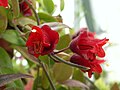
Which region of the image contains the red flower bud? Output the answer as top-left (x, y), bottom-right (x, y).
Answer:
top-left (19, 0), bottom-right (32, 16)
top-left (70, 54), bottom-right (105, 78)
top-left (0, 0), bottom-right (8, 8)
top-left (70, 28), bottom-right (109, 60)
top-left (26, 25), bottom-right (59, 58)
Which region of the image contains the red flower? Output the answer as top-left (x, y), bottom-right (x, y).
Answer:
top-left (19, 0), bottom-right (32, 16)
top-left (70, 54), bottom-right (105, 78)
top-left (70, 28), bottom-right (109, 60)
top-left (26, 25), bottom-right (59, 58)
top-left (0, 0), bottom-right (8, 8)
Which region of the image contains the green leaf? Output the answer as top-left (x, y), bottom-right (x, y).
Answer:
top-left (32, 76), bottom-right (42, 90)
top-left (0, 74), bottom-right (33, 87)
top-left (95, 78), bottom-right (109, 90)
top-left (57, 85), bottom-right (68, 90)
top-left (56, 34), bottom-right (71, 50)
top-left (0, 7), bottom-right (8, 33)
top-left (72, 68), bottom-right (85, 83)
top-left (41, 71), bottom-right (50, 89)
top-left (43, 0), bottom-right (55, 14)
top-left (0, 47), bottom-right (13, 69)
top-left (0, 47), bottom-right (24, 89)
top-left (53, 63), bottom-right (73, 82)
top-left (60, 0), bottom-right (64, 11)
top-left (1, 30), bottom-right (25, 46)
top-left (16, 17), bottom-right (37, 28)
top-left (38, 12), bottom-right (57, 22)
top-left (11, 0), bottom-right (20, 18)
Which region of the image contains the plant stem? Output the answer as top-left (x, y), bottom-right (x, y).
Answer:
top-left (54, 46), bottom-right (70, 54)
top-left (85, 76), bottom-right (99, 90)
top-left (49, 54), bottom-right (90, 70)
top-left (12, 23), bottom-right (27, 41)
top-left (38, 59), bottom-right (56, 90)
top-left (24, 0), bottom-right (40, 25)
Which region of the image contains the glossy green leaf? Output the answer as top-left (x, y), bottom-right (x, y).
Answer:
top-left (72, 68), bottom-right (85, 82)
top-left (60, 0), bottom-right (64, 11)
top-left (56, 34), bottom-right (71, 50)
top-left (7, 9), bottom-right (14, 21)
top-left (16, 17), bottom-right (37, 28)
top-left (0, 49), bottom-right (12, 73)
top-left (32, 76), bottom-right (42, 90)
top-left (95, 78), bottom-right (109, 90)
top-left (57, 85), bottom-right (68, 90)
top-left (43, 0), bottom-right (55, 14)
top-left (38, 12), bottom-right (57, 22)
top-left (4, 87), bottom-right (22, 90)
top-left (0, 47), bottom-right (13, 70)
top-left (0, 47), bottom-right (24, 89)
top-left (1, 30), bottom-right (25, 46)
top-left (41, 71), bottom-right (50, 89)
top-left (0, 74), bottom-right (33, 87)
top-left (11, 0), bottom-right (20, 18)
top-left (0, 7), bottom-right (8, 33)
top-left (53, 63), bottom-right (73, 82)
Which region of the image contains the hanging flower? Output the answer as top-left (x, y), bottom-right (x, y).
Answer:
top-left (70, 28), bottom-right (109, 60)
top-left (70, 54), bottom-right (105, 78)
top-left (26, 25), bottom-right (59, 58)
top-left (0, 0), bottom-right (8, 8)
top-left (19, 0), bottom-right (32, 16)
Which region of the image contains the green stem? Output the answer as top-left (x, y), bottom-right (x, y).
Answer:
top-left (49, 54), bottom-right (90, 70)
top-left (54, 46), bottom-right (70, 54)
top-left (38, 60), bottom-right (56, 90)
top-left (24, 0), bottom-right (40, 25)
top-left (12, 23), bottom-right (27, 41)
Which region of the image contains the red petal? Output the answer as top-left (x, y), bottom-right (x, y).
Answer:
top-left (41, 25), bottom-right (59, 44)
top-left (92, 64), bottom-right (102, 73)
top-left (96, 46), bottom-right (105, 57)
top-left (0, 0), bottom-right (8, 7)
top-left (88, 70), bottom-right (92, 78)
top-left (98, 38), bottom-right (109, 46)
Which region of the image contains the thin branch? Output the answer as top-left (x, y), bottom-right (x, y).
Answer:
top-left (38, 59), bottom-right (56, 90)
top-left (12, 23), bottom-right (27, 41)
top-left (24, 0), bottom-right (40, 25)
top-left (85, 76), bottom-right (99, 90)
top-left (48, 54), bottom-right (60, 62)
top-left (54, 46), bottom-right (70, 54)
top-left (49, 54), bottom-right (90, 70)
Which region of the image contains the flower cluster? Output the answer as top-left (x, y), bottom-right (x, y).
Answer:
top-left (70, 28), bottom-right (109, 78)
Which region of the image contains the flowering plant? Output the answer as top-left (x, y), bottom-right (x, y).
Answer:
top-left (0, 0), bottom-right (110, 90)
